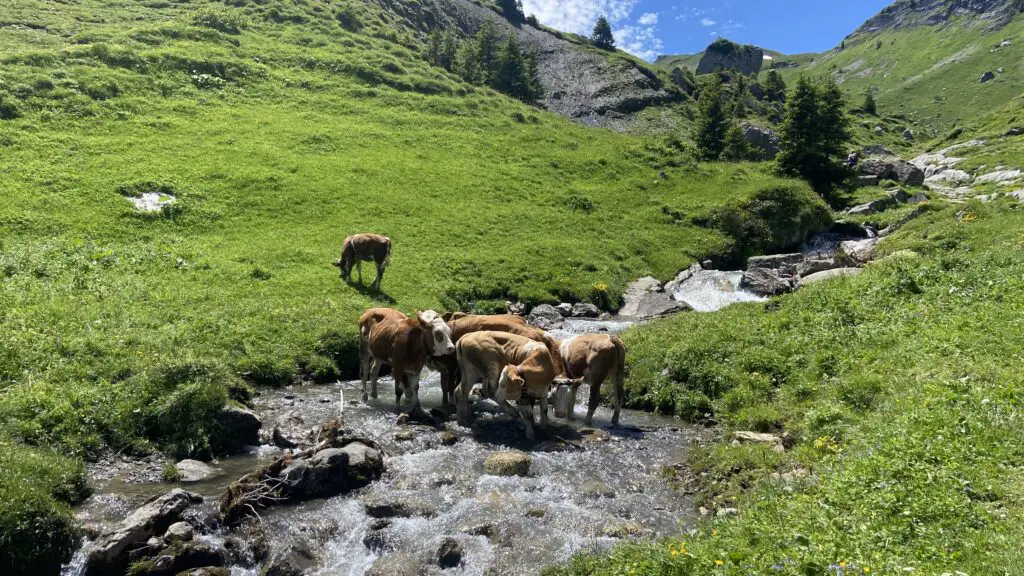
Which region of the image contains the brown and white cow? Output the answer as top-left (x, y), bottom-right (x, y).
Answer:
top-left (557, 334), bottom-right (626, 426)
top-left (358, 308), bottom-right (455, 409)
top-left (432, 314), bottom-right (563, 407)
top-left (333, 234), bottom-right (391, 291)
top-left (454, 331), bottom-right (557, 439)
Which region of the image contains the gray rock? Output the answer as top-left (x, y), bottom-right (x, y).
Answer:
top-left (980, 71), bottom-right (995, 83)
top-left (858, 157), bottom-right (924, 186)
top-left (580, 480), bottom-right (616, 499)
top-left (165, 522), bottom-right (194, 544)
top-left (740, 268), bottom-right (794, 297)
top-left (839, 239), bottom-right (878, 265)
top-left (619, 276), bottom-right (691, 319)
top-left (215, 405), bottom-right (262, 452)
top-left (1009, 190), bottom-right (1024, 202)
top-left (797, 258), bottom-right (839, 278)
top-left (483, 451), bottom-right (532, 477)
top-left (891, 160), bottom-right (926, 186)
top-left (903, 128), bottom-right (914, 141)
top-left (696, 39), bottom-right (763, 75)
top-left (263, 540), bottom-right (318, 576)
top-left (799, 268), bottom-right (863, 287)
top-left (740, 122), bottom-right (780, 159)
top-left (746, 253), bottom-right (803, 277)
top-left (975, 169), bottom-right (1022, 184)
top-left (85, 489), bottom-right (201, 576)
top-left (278, 442), bottom-right (384, 501)
top-left (1007, 127), bottom-right (1023, 137)
top-left (175, 460), bottom-right (218, 483)
top-left (506, 301), bottom-right (526, 316)
top-left (364, 498), bottom-right (438, 519)
top-left (571, 302), bottom-right (600, 318)
top-left (368, 552), bottom-right (424, 576)
top-left (528, 304), bottom-right (563, 325)
top-left (926, 169), bottom-right (972, 184)
top-left (437, 537), bottom-right (464, 569)
top-left (555, 303), bottom-right (573, 317)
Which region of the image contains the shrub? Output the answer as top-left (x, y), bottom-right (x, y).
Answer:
top-left (140, 362), bottom-right (231, 458)
top-left (0, 94), bottom-right (20, 120)
top-left (191, 8), bottom-right (248, 35)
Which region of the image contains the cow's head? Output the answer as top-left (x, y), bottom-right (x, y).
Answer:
top-left (498, 364), bottom-right (525, 402)
top-left (418, 310), bottom-right (455, 356)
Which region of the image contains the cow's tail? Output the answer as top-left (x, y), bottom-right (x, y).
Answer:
top-left (544, 334), bottom-right (565, 377)
top-left (610, 335), bottom-right (626, 408)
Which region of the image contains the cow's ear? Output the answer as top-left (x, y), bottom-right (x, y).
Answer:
top-left (442, 312), bottom-right (454, 323)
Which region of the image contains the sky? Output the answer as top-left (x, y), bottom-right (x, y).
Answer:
top-left (520, 0), bottom-right (895, 61)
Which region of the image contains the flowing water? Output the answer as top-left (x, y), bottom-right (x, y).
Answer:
top-left (67, 319), bottom-right (706, 576)
top-left (671, 270), bottom-right (765, 312)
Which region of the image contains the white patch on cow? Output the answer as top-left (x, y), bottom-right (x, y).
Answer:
top-left (559, 336), bottom-right (578, 369)
top-left (419, 310), bottom-right (456, 356)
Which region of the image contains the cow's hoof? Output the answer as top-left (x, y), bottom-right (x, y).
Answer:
top-left (360, 392), bottom-right (369, 402)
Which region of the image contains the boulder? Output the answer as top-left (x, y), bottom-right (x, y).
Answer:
top-left (902, 128), bottom-right (914, 141)
top-left (857, 158), bottom-right (894, 179)
top-left (926, 169), bottom-right (972, 184)
top-left (846, 197), bottom-right (896, 216)
top-left (838, 239), bottom-right (878, 265)
top-left (126, 541), bottom-right (227, 576)
top-left (858, 157), bottom-right (924, 186)
top-left (571, 302), bottom-right (600, 318)
top-left (619, 276), bottom-right (691, 319)
top-left (263, 541), bottom-right (318, 576)
top-left (483, 451), bottom-right (532, 477)
top-left (215, 405), bottom-right (262, 452)
top-left (740, 122), bottom-right (780, 159)
top-left (165, 522), bottom-right (194, 544)
top-left (527, 304), bottom-right (563, 326)
top-left (891, 160), bottom-right (925, 186)
top-left (368, 552), bottom-right (424, 576)
top-left (732, 431), bottom-right (785, 452)
top-left (85, 489), bottom-right (201, 576)
top-left (437, 537), bottom-right (464, 569)
top-left (555, 303), bottom-right (573, 317)
top-left (799, 268), bottom-right (863, 287)
top-left (1007, 127), bottom-right (1023, 137)
top-left (746, 253), bottom-right (803, 277)
top-left (175, 460), bottom-right (218, 483)
top-left (364, 498), bottom-right (438, 519)
top-left (975, 169), bottom-right (1022, 184)
top-left (506, 301), bottom-right (526, 316)
top-left (797, 258), bottom-right (839, 278)
top-left (739, 268), bottom-right (793, 297)
top-left (980, 71), bottom-right (995, 83)
top-left (279, 442), bottom-right (384, 501)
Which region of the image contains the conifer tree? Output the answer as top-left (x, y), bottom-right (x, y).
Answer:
top-left (722, 122), bottom-right (753, 161)
top-left (765, 69), bottom-right (787, 103)
top-left (863, 90), bottom-right (877, 115)
top-left (695, 76), bottom-right (729, 161)
top-left (776, 76), bottom-right (853, 196)
top-left (476, 20), bottom-right (501, 83)
top-left (592, 16), bottom-right (615, 50)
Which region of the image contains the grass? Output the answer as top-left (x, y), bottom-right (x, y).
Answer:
top-left (548, 197), bottom-right (1024, 574)
top-left (0, 0), bottom-right (829, 571)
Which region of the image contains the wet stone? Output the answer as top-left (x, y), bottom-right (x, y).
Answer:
top-left (525, 508), bottom-right (547, 518)
top-left (437, 537), bottom-right (464, 569)
top-left (483, 451), bottom-right (532, 477)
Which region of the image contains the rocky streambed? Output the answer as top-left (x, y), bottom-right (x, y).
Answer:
top-left (65, 320), bottom-right (710, 576)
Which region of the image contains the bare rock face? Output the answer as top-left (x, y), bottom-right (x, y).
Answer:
top-left (855, 0), bottom-right (1017, 34)
top-left (618, 276), bottom-right (691, 319)
top-left (740, 122), bottom-right (780, 160)
top-left (696, 38), bottom-right (764, 76)
top-left (740, 268), bottom-right (794, 297)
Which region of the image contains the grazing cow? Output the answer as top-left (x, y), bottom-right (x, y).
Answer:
top-left (333, 234), bottom-right (391, 291)
top-left (455, 331), bottom-right (557, 439)
top-left (430, 313), bottom-right (562, 407)
top-left (359, 309), bottom-right (455, 409)
top-left (557, 334), bottom-right (626, 426)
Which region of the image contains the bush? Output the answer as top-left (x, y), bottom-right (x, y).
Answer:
top-left (0, 441), bottom-right (89, 576)
top-left (140, 361), bottom-right (231, 459)
top-left (0, 94), bottom-right (20, 120)
top-left (191, 8), bottom-right (248, 35)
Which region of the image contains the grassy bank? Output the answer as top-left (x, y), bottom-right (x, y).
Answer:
top-left (0, 1), bottom-right (833, 570)
top-left (549, 198), bottom-right (1024, 574)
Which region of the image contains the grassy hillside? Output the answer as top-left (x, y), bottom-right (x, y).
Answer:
top-left (0, 0), bottom-right (829, 571)
top-left (772, 13), bottom-right (1024, 143)
top-left (548, 191), bottom-right (1024, 574)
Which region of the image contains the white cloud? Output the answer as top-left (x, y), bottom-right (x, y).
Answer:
top-left (638, 12), bottom-right (659, 26)
top-left (701, 17), bottom-right (716, 26)
top-left (521, 0), bottom-right (664, 61)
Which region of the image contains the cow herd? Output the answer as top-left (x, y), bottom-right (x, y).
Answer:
top-left (357, 308), bottom-right (626, 439)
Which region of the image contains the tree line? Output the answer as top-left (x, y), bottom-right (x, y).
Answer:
top-left (695, 68), bottom-right (853, 199)
top-left (426, 20), bottom-right (541, 103)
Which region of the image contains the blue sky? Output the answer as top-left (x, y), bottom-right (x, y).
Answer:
top-left (520, 0), bottom-right (894, 60)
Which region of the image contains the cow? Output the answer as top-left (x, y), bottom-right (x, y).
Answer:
top-left (556, 334), bottom-right (626, 426)
top-left (358, 308), bottom-right (455, 409)
top-left (432, 313), bottom-right (563, 407)
top-left (333, 234), bottom-right (391, 291)
top-left (454, 331), bottom-right (557, 439)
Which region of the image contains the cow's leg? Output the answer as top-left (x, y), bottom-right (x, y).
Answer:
top-left (539, 393), bottom-right (549, 427)
top-left (373, 260), bottom-right (385, 291)
top-left (585, 375), bottom-right (603, 427)
top-left (518, 399), bottom-right (536, 440)
top-left (456, 365), bottom-right (477, 427)
top-left (394, 374), bottom-right (404, 407)
top-left (369, 359), bottom-right (384, 400)
top-left (359, 350), bottom-right (372, 402)
top-left (405, 371), bottom-right (421, 410)
top-left (356, 260), bottom-right (364, 284)
top-left (567, 383), bottom-right (579, 421)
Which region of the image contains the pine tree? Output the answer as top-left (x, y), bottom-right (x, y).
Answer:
top-left (863, 90), bottom-right (877, 115)
top-left (695, 76), bottom-right (730, 161)
top-left (592, 16), bottom-right (615, 50)
top-left (476, 20), bottom-right (501, 83)
top-left (495, 34), bottom-right (533, 101)
top-left (731, 74), bottom-right (747, 118)
top-left (722, 122), bottom-right (752, 161)
top-left (456, 41), bottom-right (481, 84)
top-left (765, 69), bottom-right (787, 103)
top-left (776, 76), bottom-right (853, 196)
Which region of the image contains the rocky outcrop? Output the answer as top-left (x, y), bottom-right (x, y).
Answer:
top-left (740, 122), bottom-right (780, 160)
top-left (379, 0), bottom-right (682, 130)
top-left (618, 276), bottom-right (692, 319)
top-left (857, 157), bottom-right (925, 186)
top-left (740, 267), bottom-right (794, 296)
top-left (854, 0), bottom-right (1018, 35)
top-left (696, 38), bottom-right (764, 76)
top-left (215, 405), bottom-right (262, 452)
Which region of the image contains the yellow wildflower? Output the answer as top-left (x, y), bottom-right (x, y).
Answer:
top-left (715, 560), bottom-right (724, 566)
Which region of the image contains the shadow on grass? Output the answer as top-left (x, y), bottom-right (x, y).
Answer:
top-left (345, 280), bottom-right (395, 304)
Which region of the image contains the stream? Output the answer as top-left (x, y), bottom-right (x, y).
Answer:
top-left (66, 284), bottom-right (770, 575)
